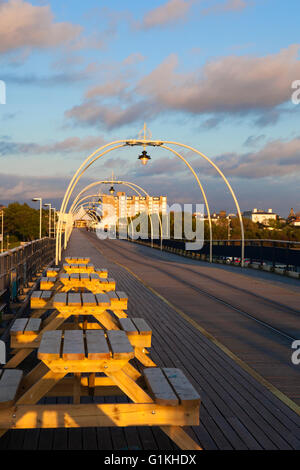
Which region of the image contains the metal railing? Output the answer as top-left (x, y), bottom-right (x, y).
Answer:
top-left (0, 237), bottom-right (55, 303)
top-left (129, 237), bottom-right (300, 271)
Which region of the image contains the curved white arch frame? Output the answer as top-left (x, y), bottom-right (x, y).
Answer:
top-left (69, 182), bottom-right (162, 250)
top-left (56, 139), bottom-right (244, 266)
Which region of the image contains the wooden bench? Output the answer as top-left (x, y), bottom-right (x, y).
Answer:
top-left (30, 290), bottom-right (53, 308)
top-left (46, 267), bottom-right (60, 278)
top-left (40, 277), bottom-right (57, 290)
top-left (0, 369), bottom-right (23, 408)
top-left (10, 318), bottom-right (42, 348)
top-left (143, 367), bottom-right (200, 407)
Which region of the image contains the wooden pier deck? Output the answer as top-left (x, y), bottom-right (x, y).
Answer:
top-left (1, 229), bottom-right (299, 450)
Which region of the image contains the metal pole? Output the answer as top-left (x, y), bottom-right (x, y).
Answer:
top-left (39, 199), bottom-right (42, 239)
top-left (1, 210), bottom-right (3, 253)
top-left (48, 204), bottom-right (51, 238)
top-left (51, 208), bottom-right (55, 238)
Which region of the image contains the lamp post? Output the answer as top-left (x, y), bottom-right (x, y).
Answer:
top-left (52, 208), bottom-right (56, 238)
top-left (44, 203), bottom-right (51, 238)
top-left (32, 197), bottom-right (42, 239)
top-left (0, 209), bottom-right (3, 253)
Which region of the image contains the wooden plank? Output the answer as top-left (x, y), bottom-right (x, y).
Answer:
top-left (132, 318), bottom-right (152, 335)
top-left (89, 273), bottom-right (99, 280)
top-left (163, 368), bottom-right (201, 406)
top-left (60, 273), bottom-right (69, 280)
top-left (116, 291), bottom-right (127, 301)
top-left (80, 273), bottom-right (89, 280)
top-left (31, 291), bottom-right (42, 299)
top-left (86, 331), bottom-right (110, 359)
top-left (107, 291), bottom-right (118, 300)
top-left (40, 277), bottom-right (51, 283)
top-left (67, 293), bottom-right (82, 307)
top-left (81, 293), bottom-right (97, 306)
top-left (53, 293), bottom-right (67, 307)
top-left (38, 331), bottom-right (62, 360)
top-left (10, 319), bottom-right (28, 335)
top-left (95, 293), bottom-right (110, 307)
top-left (0, 370), bottom-right (23, 407)
top-left (143, 368), bottom-right (179, 406)
top-left (107, 278), bottom-right (116, 284)
top-left (70, 273), bottom-right (80, 280)
top-left (41, 291), bottom-right (53, 300)
top-left (106, 330), bottom-right (134, 359)
top-left (63, 330), bottom-right (85, 360)
top-left (24, 318), bottom-right (42, 334)
top-left (118, 318), bottom-right (137, 333)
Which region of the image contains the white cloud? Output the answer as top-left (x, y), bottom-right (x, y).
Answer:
top-left (0, 0), bottom-right (82, 54)
top-left (136, 0), bottom-right (195, 29)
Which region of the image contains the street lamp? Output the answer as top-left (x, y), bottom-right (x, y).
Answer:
top-left (52, 208), bottom-right (56, 238)
top-left (44, 203), bottom-right (51, 238)
top-left (32, 197), bottom-right (42, 239)
top-left (109, 186), bottom-right (115, 195)
top-left (138, 150), bottom-right (151, 165)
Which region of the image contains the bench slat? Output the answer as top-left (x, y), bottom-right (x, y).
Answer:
top-left (38, 331), bottom-right (62, 360)
top-left (80, 273), bottom-right (89, 280)
top-left (163, 368), bottom-right (200, 406)
top-left (95, 294), bottom-right (110, 307)
top-left (81, 293), bottom-right (97, 306)
top-left (143, 368), bottom-right (178, 406)
top-left (41, 290), bottom-right (53, 300)
top-left (67, 293), bottom-right (82, 307)
top-left (0, 370), bottom-right (23, 406)
top-left (106, 330), bottom-right (134, 359)
top-left (86, 330), bottom-right (110, 359)
top-left (107, 291), bottom-right (118, 299)
top-left (89, 273), bottom-right (99, 280)
top-left (24, 318), bottom-right (41, 334)
top-left (118, 318), bottom-right (137, 333)
top-left (116, 291), bottom-right (127, 301)
top-left (10, 318), bottom-right (28, 334)
top-left (132, 318), bottom-right (152, 335)
top-left (63, 330), bottom-right (85, 360)
top-left (60, 273), bottom-right (69, 280)
top-left (70, 273), bottom-right (80, 279)
top-left (53, 293), bottom-right (67, 307)
top-left (31, 291), bottom-right (42, 299)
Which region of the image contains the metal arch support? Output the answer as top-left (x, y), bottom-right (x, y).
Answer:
top-left (56, 139), bottom-right (244, 266)
top-left (160, 145), bottom-right (213, 262)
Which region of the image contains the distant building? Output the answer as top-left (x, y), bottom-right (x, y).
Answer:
top-left (100, 192), bottom-right (167, 225)
top-left (196, 210), bottom-right (235, 223)
top-left (287, 208), bottom-right (300, 227)
top-left (243, 208), bottom-right (277, 225)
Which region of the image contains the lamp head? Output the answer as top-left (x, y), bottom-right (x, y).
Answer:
top-left (109, 186), bottom-right (115, 195)
top-left (138, 150), bottom-right (151, 166)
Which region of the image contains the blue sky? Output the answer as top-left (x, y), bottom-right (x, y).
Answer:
top-left (0, 0), bottom-right (300, 216)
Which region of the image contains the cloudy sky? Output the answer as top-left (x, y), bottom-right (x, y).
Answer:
top-left (0, 0), bottom-right (300, 216)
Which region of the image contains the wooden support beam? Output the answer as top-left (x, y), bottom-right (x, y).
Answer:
top-left (0, 403), bottom-right (200, 430)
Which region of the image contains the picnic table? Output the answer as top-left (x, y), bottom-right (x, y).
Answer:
top-left (0, 329), bottom-right (201, 450)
